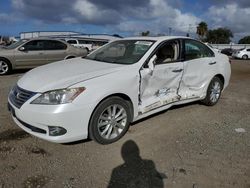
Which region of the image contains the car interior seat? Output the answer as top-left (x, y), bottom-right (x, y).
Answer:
top-left (156, 44), bottom-right (176, 64)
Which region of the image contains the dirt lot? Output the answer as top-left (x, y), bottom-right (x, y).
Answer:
top-left (0, 59), bottom-right (249, 188)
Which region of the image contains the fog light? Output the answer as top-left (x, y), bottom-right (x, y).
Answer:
top-left (48, 126), bottom-right (67, 136)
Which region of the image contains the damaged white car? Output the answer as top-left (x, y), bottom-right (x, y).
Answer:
top-left (8, 37), bottom-right (231, 144)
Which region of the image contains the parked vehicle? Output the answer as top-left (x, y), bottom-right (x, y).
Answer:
top-left (221, 48), bottom-right (235, 56)
top-left (8, 36), bottom-right (231, 144)
top-left (0, 38), bottom-right (88, 75)
top-left (204, 43), bottom-right (221, 53)
top-left (232, 48), bottom-right (250, 59)
top-left (65, 38), bottom-right (108, 52)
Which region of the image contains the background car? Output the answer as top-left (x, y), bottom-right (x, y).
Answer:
top-left (0, 38), bottom-right (88, 75)
top-left (221, 48), bottom-right (235, 56)
top-left (232, 48), bottom-right (250, 59)
top-left (65, 38), bottom-right (108, 52)
top-left (8, 37), bottom-right (231, 144)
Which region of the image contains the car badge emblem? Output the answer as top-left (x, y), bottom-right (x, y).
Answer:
top-left (16, 92), bottom-right (20, 99)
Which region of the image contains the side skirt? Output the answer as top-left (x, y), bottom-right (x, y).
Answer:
top-left (133, 97), bottom-right (200, 122)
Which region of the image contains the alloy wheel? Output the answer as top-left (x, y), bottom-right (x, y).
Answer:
top-left (0, 61), bottom-right (9, 75)
top-left (210, 81), bottom-right (221, 103)
top-left (97, 104), bottom-right (127, 140)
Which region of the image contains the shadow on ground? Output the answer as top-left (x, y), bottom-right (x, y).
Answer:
top-left (107, 140), bottom-right (167, 188)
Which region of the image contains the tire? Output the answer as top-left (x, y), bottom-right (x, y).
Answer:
top-left (242, 55), bottom-right (248, 60)
top-left (89, 96), bottom-right (132, 144)
top-left (202, 77), bottom-right (223, 106)
top-left (0, 58), bottom-right (12, 75)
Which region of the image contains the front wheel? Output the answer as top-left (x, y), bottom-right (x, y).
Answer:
top-left (0, 59), bottom-right (11, 75)
top-left (202, 77), bottom-right (223, 106)
top-left (89, 97), bottom-right (132, 144)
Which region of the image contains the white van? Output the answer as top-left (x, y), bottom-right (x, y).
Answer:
top-left (65, 38), bottom-right (108, 52)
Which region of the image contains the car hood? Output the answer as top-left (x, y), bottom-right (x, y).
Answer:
top-left (18, 57), bottom-right (125, 92)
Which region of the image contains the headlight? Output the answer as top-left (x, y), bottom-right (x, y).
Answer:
top-left (31, 87), bottom-right (85, 105)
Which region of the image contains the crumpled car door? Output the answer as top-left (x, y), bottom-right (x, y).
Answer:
top-left (139, 62), bottom-right (184, 113)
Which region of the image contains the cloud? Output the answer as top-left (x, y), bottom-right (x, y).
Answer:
top-left (117, 0), bottom-right (200, 35)
top-left (73, 0), bottom-right (122, 24)
top-left (0, 13), bottom-right (20, 23)
top-left (210, 0), bottom-right (250, 8)
top-left (8, 0), bottom-right (250, 40)
top-left (10, 0), bottom-right (200, 35)
top-left (11, 0), bottom-right (76, 23)
top-left (207, 3), bottom-right (250, 34)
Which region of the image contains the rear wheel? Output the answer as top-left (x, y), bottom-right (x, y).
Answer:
top-left (202, 77), bottom-right (223, 106)
top-left (0, 59), bottom-right (11, 75)
top-left (89, 97), bottom-right (132, 144)
top-left (242, 55), bottom-right (248, 60)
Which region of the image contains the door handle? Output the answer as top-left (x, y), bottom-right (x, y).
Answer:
top-left (172, 69), bottom-right (183, 73)
top-left (209, 61), bottom-right (216, 65)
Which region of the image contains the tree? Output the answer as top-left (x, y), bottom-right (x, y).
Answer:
top-left (141, 31), bottom-right (150, 36)
top-left (113, 34), bottom-right (123, 38)
top-left (238, 36), bottom-right (250, 44)
top-left (196, 22), bottom-right (208, 41)
top-left (206, 28), bottom-right (233, 44)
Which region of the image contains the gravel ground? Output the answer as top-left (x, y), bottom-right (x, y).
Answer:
top-left (0, 59), bottom-right (249, 188)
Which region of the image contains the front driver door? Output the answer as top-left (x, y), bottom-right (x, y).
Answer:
top-left (14, 40), bottom-right (47, 68)
top-left (139, 40), bottom-right (184, 113)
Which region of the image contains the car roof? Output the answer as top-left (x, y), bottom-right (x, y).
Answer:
top-left (27, 37), bottom-right (65, 42)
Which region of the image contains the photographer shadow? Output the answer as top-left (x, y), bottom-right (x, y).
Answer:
top-left (108, 140), bottom-right (167, 188)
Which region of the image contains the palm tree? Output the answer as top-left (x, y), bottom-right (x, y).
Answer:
top-left (196, 22), bottom-right (208, 41)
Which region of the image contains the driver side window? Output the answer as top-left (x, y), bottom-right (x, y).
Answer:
top-left (155, 40), bottom-right (180, 65)
top-left (22, 40), bottom-right (44, 51)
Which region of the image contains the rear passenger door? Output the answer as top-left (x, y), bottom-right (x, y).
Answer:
top-left (43, 40), bottom-right (67, 63)
top-left (178, 39), bottom-right (217, 99)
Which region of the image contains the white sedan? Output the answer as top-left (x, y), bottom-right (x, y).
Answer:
top-left (232, 48), bottom-right (250, 60)
top-left (8, 36), bottom-right (231, 144)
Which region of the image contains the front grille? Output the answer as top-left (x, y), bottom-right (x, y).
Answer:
top-left (9, 85), bottom-right (37, 109)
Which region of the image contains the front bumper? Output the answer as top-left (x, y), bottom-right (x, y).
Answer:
top-left (8, 97), bottom-right (95, 143)
top-left (232, 53), bottom-right (242, 59)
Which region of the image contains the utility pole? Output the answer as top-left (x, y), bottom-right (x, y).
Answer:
top-left (168, 27), bottom-right (172, 36)
top-left (187, 24), bottom-right (192, 37)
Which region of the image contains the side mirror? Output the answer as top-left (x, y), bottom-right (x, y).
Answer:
top-left (19, 47), bottom-right (26, 51)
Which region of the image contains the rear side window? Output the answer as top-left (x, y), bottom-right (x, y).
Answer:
top-left (67, 40), bottom-right (77, 44)
top-left (44, 40), bottom-right (67, 50)
top-left (79, 40), bottom-right (92, 44)
top-left (246, 49), bottom-right (250, 52)
top-left (184, 40), bottom-right (214, 61)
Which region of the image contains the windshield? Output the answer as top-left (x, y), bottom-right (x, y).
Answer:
top-left (4, 39), bottom-right (27, 49)
top-left (85, 40), bottom-right (155, 64)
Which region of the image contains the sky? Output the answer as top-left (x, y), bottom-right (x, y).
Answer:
top-left (1, 0), bottom-right (250, 42)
